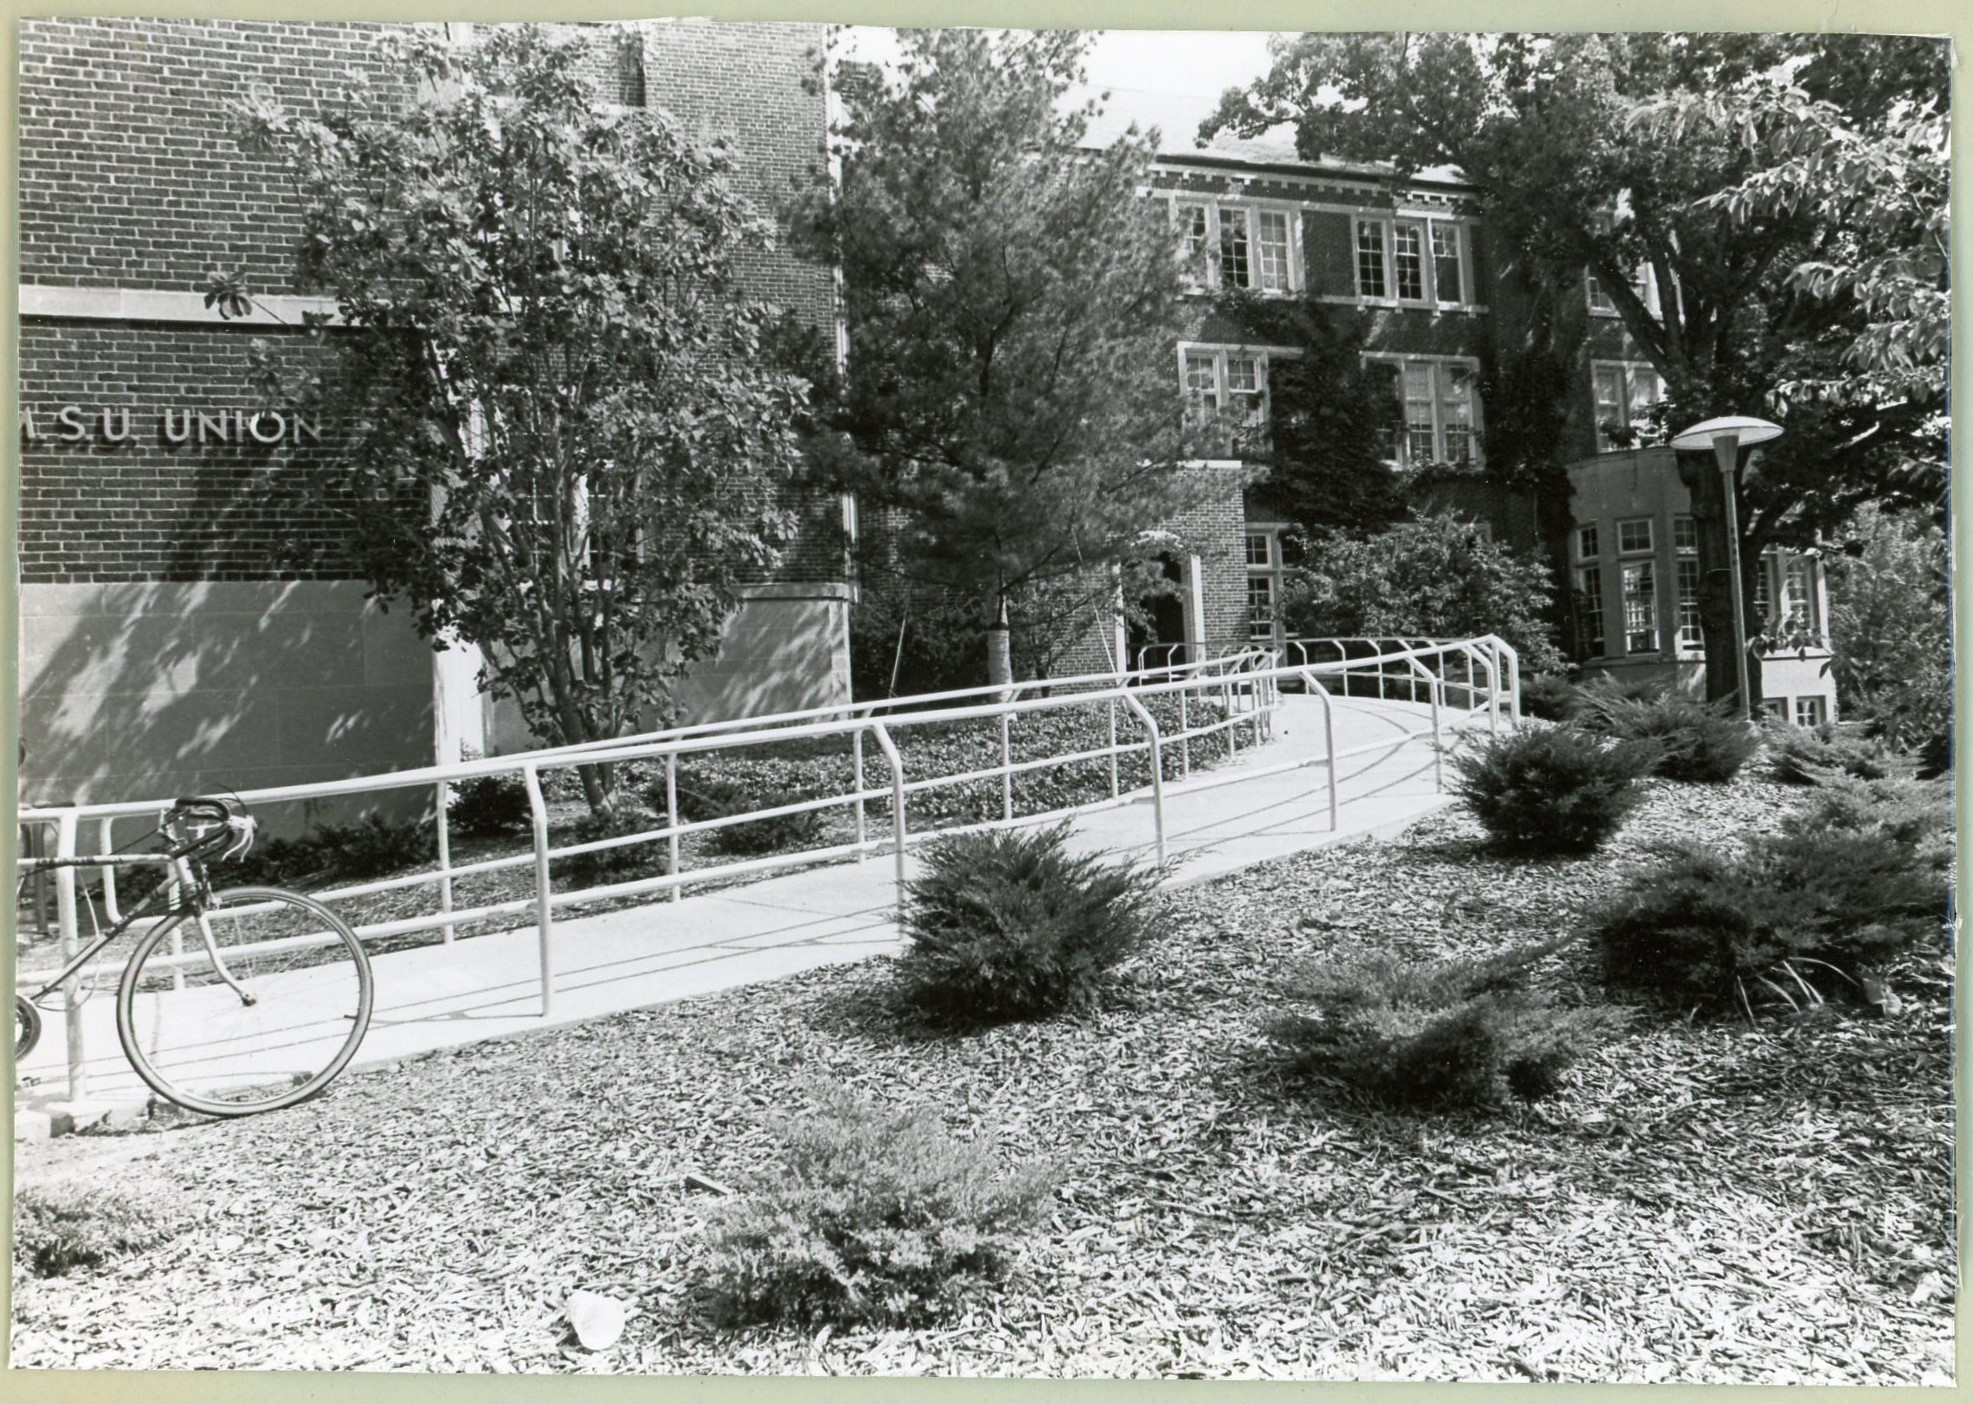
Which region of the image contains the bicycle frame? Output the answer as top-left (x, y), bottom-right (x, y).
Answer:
top-left (18, 852), bottom-right (208, 1009)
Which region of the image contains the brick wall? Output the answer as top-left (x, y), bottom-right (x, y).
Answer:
top-left (17, 17), bottom-right (844, 588)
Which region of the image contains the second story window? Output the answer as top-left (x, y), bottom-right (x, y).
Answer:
top-left (1176, 199), bottom-right (1297, 294)
top-left (1592, 361), bottom-right (1669, 450)
top-left (1354, 216), bottom-right (1469, 306)
top-left (1182, 347), bottom-right (1269, 436)
top-left (1576, 524), bottom-right (1600, 560)
top-left (1369, 356), bottom-right (1480, 467)
top-left (1616, 517), bottom-right (1653, 555)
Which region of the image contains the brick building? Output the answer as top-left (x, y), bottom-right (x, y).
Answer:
top-left (14, 18), bottom-right (852, 807)
top-left (1088, 89), bottom-right (1836, 718)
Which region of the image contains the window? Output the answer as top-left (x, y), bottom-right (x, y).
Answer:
top-left (1673, 515), bottom-right (1697, 551)
top-left (1244, 532), bottom-right (1272, 568)
top-left (1616, 518), bottom-right (1653, 555)
top-left (1794, 696), bottom-right (1827, 728)
top-left (1587, 260), bottom-right (1661, 317)
top-left (1576, 524), bottom-right (1600, 561)
top-left (1182, 347), bottom-right (1269, 434)
top-left (1246, 574), bottom-right (1275, 640)
top-left (1370, 356), bottom-right (1482, 467)
top-left (1354, 218), bottom-right (1386, 299)
top-left (1621, 560), bottom-right (1657, 653)
top-left (1576, 566), bottom-right (1606, 657)
top-left (1591, 362), bottom-right (1668, 450)
top-left (1753, 557), bottom-right (1773, 624)
top-left (1676, 558), bottom-right (1703, 649)
top-left (1781, 557), bottom-right (1817, 636)
top-left (1355, 216), bottom-right (1470, 305)
top-left (1176, 200), bottom-right (1297, 293)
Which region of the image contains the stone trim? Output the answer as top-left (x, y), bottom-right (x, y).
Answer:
top-left (20, 285), bottom-right (341, 326)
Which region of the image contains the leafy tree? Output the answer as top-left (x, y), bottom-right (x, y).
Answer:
top-left (1213, 292), bottom-right (1405, 536)
top-left (795, 29), bottom-right (1209, 684)
top-left (225, 26), bottom-right (810, 817)
top-left (1824, 505), bottom-right (1951, 766)
top-left (1207, 33), bottom-right (1947, 707)
top-left (1278, 512), bottom-right (1565, 674)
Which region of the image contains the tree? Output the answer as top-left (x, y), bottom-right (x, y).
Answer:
top-left (795, 29), bottom-right (1211, 685)
top-left (1213, 292), bottom-right (1405, 537)
top-left (1823, 505), bottom-right (1951, 767)
top-left (1278, 512), bottom-right (1565, 675)
top-left (226, 26), bottom-right (809, 818)
top-left (1207, 33), bottom-right (1947, 707)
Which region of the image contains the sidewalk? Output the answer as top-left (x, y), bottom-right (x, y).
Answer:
top-left (14, 693), bottom-right (1484, 1132)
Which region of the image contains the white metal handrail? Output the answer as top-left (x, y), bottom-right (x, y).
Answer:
top-left (15, 635), bottom-right (1516, 1101)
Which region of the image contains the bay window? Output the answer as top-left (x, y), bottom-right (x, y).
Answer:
top-left (1621, 560), bottom-right (1658, 654)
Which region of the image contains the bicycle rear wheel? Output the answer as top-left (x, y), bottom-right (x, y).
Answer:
top-left (117, 886), bottom-right (373, 1117)
top-left (15, 994), bottom-right (42, 1062)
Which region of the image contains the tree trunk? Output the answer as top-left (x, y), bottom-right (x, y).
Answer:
top-left (1676, 448), bottom-right (1764, 714)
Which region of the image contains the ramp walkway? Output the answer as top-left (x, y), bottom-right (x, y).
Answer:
top-left (15, 691), bottom-right (1476, 1129)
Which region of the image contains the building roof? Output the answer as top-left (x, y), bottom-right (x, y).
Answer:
top-left (1078, 83), bottom-right (1472, 191)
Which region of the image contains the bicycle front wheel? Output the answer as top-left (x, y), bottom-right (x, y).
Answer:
top-left (117, 886), bottom-right (374, 1117)
top-left (15, 994), bottom-right (42, 1062)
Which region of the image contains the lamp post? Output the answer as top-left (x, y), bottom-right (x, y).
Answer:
top-left (1670, 415), bottom-right (1784, 722)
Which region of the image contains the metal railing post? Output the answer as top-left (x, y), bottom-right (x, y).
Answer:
top-left (1000, 710), bottom-right (1014, 822)
top-left (1299, 670), bottom-right (1341, 831)
top-left (852, 729), bottom-right (868, 856)
top-left (1107, 698), bottom-right (1120, 798)
top-left (1120, 692), bottom-right (1167, 868)
top-left (867, 722), bottom-right (908, 915)
top-left (1178, 687), bottom-right (1191, 777)
top-left (435, 779), bottom-right (457, 942)
top-left (521, 765), bottom-right (554, 1017)
top-left (665, 752), bottom-right (682, 899)
top-left (1223, 677), bottom-right (1238, 760)
top-left (52, 810), bottom-right (86, 1103)
top-left (1407, 658), bottom-right (1445, 792)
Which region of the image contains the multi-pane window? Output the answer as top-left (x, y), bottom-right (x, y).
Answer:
top-left (1576, 566), bottom-right (1606, 657)
top-left (1621, 560), bottom-right (1657, 653)
top-left (1587, 261), bottom-right (1661, 317)
top-left (1355, 219), bottom-right (1387, 299)
top-left (1176, 200), bottom-right (1296, 293)
top-left (1616, 518), bottom-right (1653, 554)
top-left (1794, 696), bottom-right (1827, 728)
top-left (1592, 362), bottom-right (1668, 450)
top-left (1781, 557), bottom-right (1817, 636)
top-left (1244, 531), bottom-right (1272, 567)
top-left (1372, 357), bottom-right (1481, 467)
top-left (1673, 515), bottom-right (1697, 551)
top-left (1354, 217), bottom-right (1469, 304)
top-left (1246, 574), bottom-right (1275, 640)
top-left (1256, 211), bottom-right (1293, 292)
top-left (1219, 207), bottom-right (1251, 289)
top-left (1676, 558), bottom-right (1703, 649)
top-left (1576, 524), bottom-right (1600, 561)
top-left (1182, 348), bottom-right (1269, 434)
top-left (1753, 557), bottom-right (1773, 624)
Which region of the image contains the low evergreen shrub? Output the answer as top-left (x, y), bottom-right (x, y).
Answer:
top-left (662, 774), bottom-right (826, 856)
top-left (1448, 725), bottom-right (1653, 855)
top-left (13, 1182), bottom-right (181, 1277)
top-left (553, 809), bottom-right (665, 886)
top-left (1575, 684), bottom-right (1757, 783)
top-left (895, 823), bottom-right (1156, 1023)
top-left (1518, 673), bottom-right (1580, 723)
top-left (227, 814), bottom-right (429, 887)
top-left (701, 1081), bottom-right (1057, 1327)
top-left (1593, 823), bottom-right (1947, 1012)
top-left (446, 775), bottom-right (533, 838)
top-left (1765, 722), bottom-right (1902, 785)
top-left (1271, 939), bottom-right (1620, 1109)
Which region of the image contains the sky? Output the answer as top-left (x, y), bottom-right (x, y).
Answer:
top-left (839, 26), bottom-right (1283, 100)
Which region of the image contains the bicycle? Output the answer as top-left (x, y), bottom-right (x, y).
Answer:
top-left (12, 797), bottom-right (374, 1117)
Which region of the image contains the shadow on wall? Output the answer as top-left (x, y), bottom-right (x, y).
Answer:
top-left (18, 580), bottom-right (435, 836)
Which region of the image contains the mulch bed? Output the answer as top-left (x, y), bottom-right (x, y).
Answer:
top-left (10, 769), bottom-right (1955, 1381)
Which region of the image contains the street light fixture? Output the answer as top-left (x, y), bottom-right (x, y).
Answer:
top-left (1670, 414), bottom-right (1784, 722)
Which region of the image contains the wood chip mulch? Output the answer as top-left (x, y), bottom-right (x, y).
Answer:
top-left (10, 772), bottom-right (1956, 1381)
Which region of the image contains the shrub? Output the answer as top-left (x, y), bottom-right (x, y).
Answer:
top-left (1765, 722), bottom-right (1902, 785)
top-left (1593, 826), bottom-right (1947, 1012)
top-left (1518, 673), bottom-right (1580, 723)
top-left (553, 809), bottom-right (665, 886)
top-left (894, 823), bottom-right (1156, 1022)
top-left (1781, 771), bottom-right (1952, 857)
top-left (227, 814), bottom-right (429, 887)
top-left (701, 1081), bottom-right (1056, 1327)
top-left (1270, 940), bottom-right (1620, 1109)
top-left (1574, 683), bottom-right (1757, 783)
top-left (13, 1182), bottom-right (181, 1277)
top-left (447, 774), bottom-right (533, 837)
top-left (662, 774), bottom-right (825, 856)
top-left (1448, 725), bottom-right (1653, 855)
